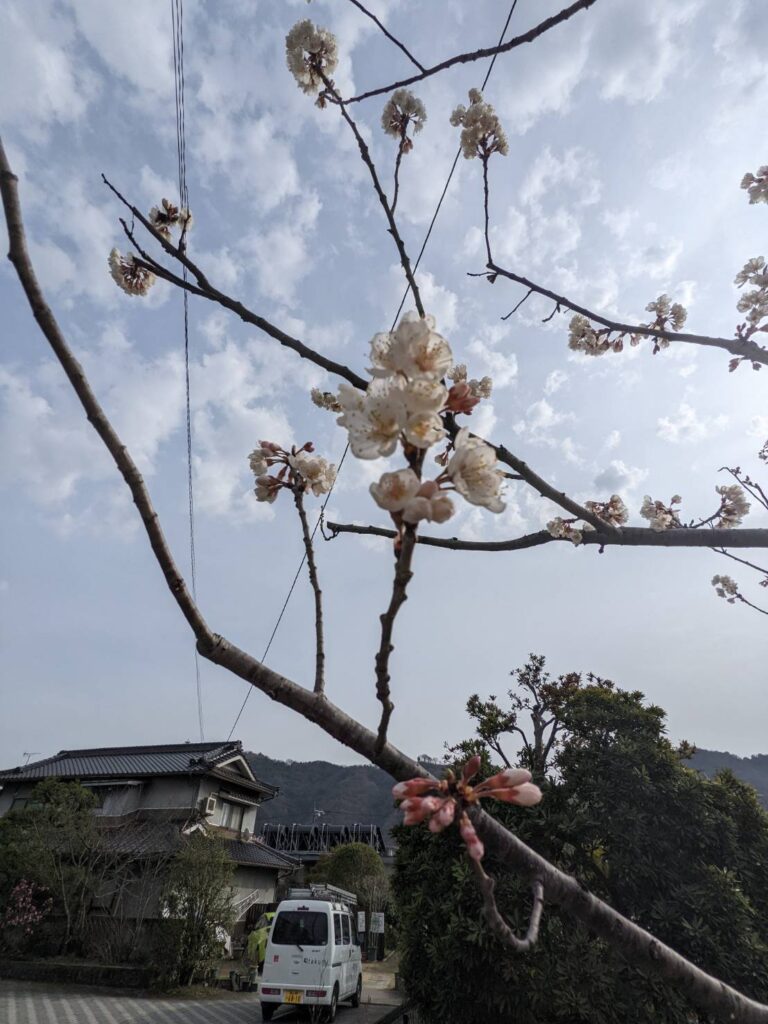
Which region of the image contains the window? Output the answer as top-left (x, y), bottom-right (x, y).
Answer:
top-left (272, 911), bottom-right (328, 946)
top-left (219, 800), bottom-right (244, 830)
top-left (341, 915), bottom-right (351, 946)
top-left (333, 913), bottom-right (343, 944)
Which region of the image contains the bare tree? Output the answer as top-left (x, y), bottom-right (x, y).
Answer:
top-left (2, 3), bottom-right (768, 1020)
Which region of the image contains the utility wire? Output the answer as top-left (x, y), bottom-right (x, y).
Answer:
top-left (227, 2), bottom-right (519, 740)
top-left (171, 0), bottom-right (204, 742)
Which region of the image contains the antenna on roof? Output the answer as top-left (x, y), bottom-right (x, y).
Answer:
top-left (22, 752), bottom-right (40, 765)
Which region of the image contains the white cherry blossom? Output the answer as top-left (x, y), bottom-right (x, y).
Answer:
top-left (402, 481), bottom-right (455, 525)
top-left (450, 88), bottom-right (508, 160)
top-left (639, 495), bottom-right (681, 531)
top-left (370, 469), bottom-right (421, 512)
top-left (741, 166), bottom-right (768, 205)
top-left (289, 451), bottom-right (336, 496)
top-left (369, 312), bottom-right (453, 382)
top-left (715, 484), bottom-right (750, 528)
top-left (108, 248), bottom-right (155, 296)
top-left (547, 517), bottom-right (582, 545)
top-left (446, 428), bottom-right (505, 512)
top-left (285, 19), bottom-right (338, 95)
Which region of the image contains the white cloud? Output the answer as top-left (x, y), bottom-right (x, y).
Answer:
top-left (514, 398), bottom-right (574, 441)
top-left (593, 459), bottom-right (648, 496)
top-left (657, 402), bottom-right (728, 444)
top-left (466, 325), bottom-right (518, 389)
top-left (544, 369), bottom-right (568, 396)
top-left (0, 2), bottom-right (98, 138)
top-left (605, 429), bottom-right (621, 450)
top-left (241, 191), bottom-right (321, 304)
top-left (520, 147), bottom-right (602, 208)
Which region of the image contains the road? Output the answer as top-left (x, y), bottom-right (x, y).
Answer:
top-left (0, 980), bottom-right (396, 1024)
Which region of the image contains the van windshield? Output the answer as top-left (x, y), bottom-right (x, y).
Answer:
top-left (272, 911), bottom-right (328, 946)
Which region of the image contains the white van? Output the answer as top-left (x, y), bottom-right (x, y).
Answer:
top-left (259, 884), bottom-right (363, 1021)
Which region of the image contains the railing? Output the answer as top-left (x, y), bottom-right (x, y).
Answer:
top-left (231, 888), bottom-right (265, 919)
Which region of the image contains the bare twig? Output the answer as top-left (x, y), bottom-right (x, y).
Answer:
top-left (714, 549), bottom-right (768, 577)
top-left (321, 74), bottom-right (425, 318)
top-left (391, 129), bottom-right (407, 215)
top-left (486, 262), bottom-right (768, 367)
top-left (5, 139), bottom-right (768, 1022)
top-left (482, 156), bottom-right (493, 265)
top-left (470, 862), bottom-right (544, 952)
top-left (327, 521), bottom-right (768, 551)
top-left (103, 176), bottom-right (369, 391)
top-left (346, 0), bottom-right (599, 104)
top-left (374, 525), bottom-right (417, 754)
top-left (501, 287), bottom-right (533, 319)
top-left (347, 0), bottom-right (425, 72)
top-left (293, 486), bottom-right (326, 695)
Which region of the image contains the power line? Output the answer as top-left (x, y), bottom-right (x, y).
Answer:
top-left (171, 0), bottom-right (204, 742)
top-left (227, 2), bottom-right (519, 740)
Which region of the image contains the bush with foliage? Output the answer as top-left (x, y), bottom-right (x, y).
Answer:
top-left (155, 832), bottom-right (235, 987)
top-left (394, 656), bottom-right (768, 1024)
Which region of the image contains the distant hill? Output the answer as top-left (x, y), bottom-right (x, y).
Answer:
top-left (687, 749), bottom-right (768, 806)
top-left (246, 749), bottom-right (768, 841)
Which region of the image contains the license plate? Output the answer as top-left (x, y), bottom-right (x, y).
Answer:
top-left (284, 991), bottom-right (302, 1005)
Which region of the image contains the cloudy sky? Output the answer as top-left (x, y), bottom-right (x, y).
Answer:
top-left (1, 0), bottom-right (766, 773)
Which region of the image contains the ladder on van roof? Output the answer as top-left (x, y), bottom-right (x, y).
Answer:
top-left (286, 883), bottom-right (357, 905)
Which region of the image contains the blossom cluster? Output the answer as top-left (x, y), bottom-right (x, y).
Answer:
top-left (310, 387), bottom-right (342, 413)
top-left (381, 89), bottom-right (426, 151)
top-left (333, 311), bottom-right (503, 526)
top-left (568, 293), bottom-right (688, 359)
top-left (108, 248), bottom-right (156, 297)
top-left (547, 516), bottom-right (589, 546)
top-left (149, 198), bottom-right (193, 239)
top-left (734, 256), bottom-right (768, 328)
top-left (450, 89), bottom-right (509, 161)
top-left (741, 166), bottom-right (768, 205)
top-left (1, 880), bottom-right (52, 936)
top-left (248, 441), bottom-right (336, 503)
top-left (715, 484), bottom-right (751, 528)
top-left (393, 757), bottom-right (542, 863)
top-left (285, 19), bottom-right (338, 95)
top-left (584, 494), bottom-right (629, 527)
top-left (712, 574), bottom-right (739, 603)
top-left (639, 494), bottom-right (682, 532)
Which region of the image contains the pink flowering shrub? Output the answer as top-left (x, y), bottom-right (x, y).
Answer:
top-left (393, 756), bottom-right (542, 862)
top-left (1, 879), bottom-right (53, 950)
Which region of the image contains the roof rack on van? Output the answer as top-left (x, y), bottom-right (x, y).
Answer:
top-left (287, 882), bottom-right (357, 905)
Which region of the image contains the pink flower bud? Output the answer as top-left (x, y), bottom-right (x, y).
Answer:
top-left (459, 813), bottom-right (484, 862)
top-left (392, 778), bottom-right (436, 800)
top-left (260, 441), bottom-right (281, 452)
top-left (401, 795), bottom-right (442, 825)
top-left (476, 781), bottom-right (542, 806)
top-left (447, 382), bottom-right (481, 415)
top-left (427, 797), bottom-right (456, 833)
top-left (461, 755), bottom-right (482, 783)
top-left (416, 479), bottom-right (439, 499)
top-left (476, 768), bottom-right (532, 792)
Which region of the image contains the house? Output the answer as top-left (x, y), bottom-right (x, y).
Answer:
top-left (0, 740), bottom-right (297, 931)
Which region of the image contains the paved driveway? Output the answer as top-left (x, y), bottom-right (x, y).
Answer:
top-left (0, 980), bottom-right (393, 1024)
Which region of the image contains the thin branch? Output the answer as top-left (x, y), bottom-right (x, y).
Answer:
top-left (714, 549), bottom-right (768, 577)
top-left (470, 864), bottom-right (544, 952)
top-left (374, 525), bottom-right (417, 754)
top-left (293, 486), bottom-right (326, 696)
top-left (487, 262), bottom-right (768, 367)
top-left (482, 155), bottom-right (493, 266)
top-left (346, 0), bottom-right (599, 104)
top-left (5, 139), bottom-right (768, 1023)
top-left (103, 176), bottom-right (368, 391)
top-left (501, 287), bottom-right (533, 319)
top-left (347, 0), bottom-right (425, 72)
top-left (326, 521), bottom-right (768, 551)
top-left (391, 131), bottom-right (406, 215)
top-left (736, 594), bottom-right (768, 617)
top-left (321, 74), bottom-right (425, 318)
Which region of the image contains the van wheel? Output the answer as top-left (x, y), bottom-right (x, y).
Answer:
top-left (260, 1003), bottom-right (276, 1021)
top-left (322, 985), bottom-right (338, 1022)
top-left (350, 972), bottom-right (362, 1008)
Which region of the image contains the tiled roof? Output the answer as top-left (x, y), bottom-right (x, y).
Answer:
top-left (226, 838), bottom-right (298, 870)
top-left (0, 742), bottom-right (276, 797)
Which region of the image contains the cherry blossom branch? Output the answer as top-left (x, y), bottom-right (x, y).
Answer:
top-left (374, 525), bottom-right (417, 754)
top-left (4, 140), bottom-right (768, 1023)
top-left (391, 127), bottom-right (407, 215)
top-left (293, 486), bottom-right (326, 695)
top-left (483, 262), bottom-right (768, 367)
top-left (347, 0), bottom-right (425, 72)
top-left (345, 0), bottom-right (598, 104)
top-left (103, 175), bottom-right (368, 391)
top-left (482, 156), bottom-right (493, 265)
top-left (715, 550), bottom-right (768, 577)
top-left (470, 863), bottom-right (545, 952)
top-left (326, 521), bottom-right (768, 551)
top-left (320, 74), bottom-right (425, 318)
top-left (721, 467), bottom-right (768, 512)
